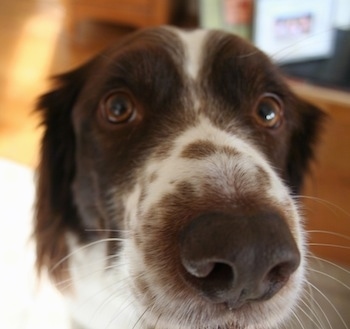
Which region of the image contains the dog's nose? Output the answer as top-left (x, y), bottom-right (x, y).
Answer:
top-left (179, 211), bottom-right (300, 309)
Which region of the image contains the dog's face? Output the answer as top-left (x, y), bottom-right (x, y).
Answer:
top-left (35, 27), bottom-right (324, 329)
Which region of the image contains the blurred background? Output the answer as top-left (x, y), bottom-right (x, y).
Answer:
top-left (0, 1), bottom-right (349, 328)
top-left (0, 0), bottom-right (349, 292)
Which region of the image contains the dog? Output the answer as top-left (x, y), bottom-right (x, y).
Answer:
top-left (34, 26), bottom-right (325, 329)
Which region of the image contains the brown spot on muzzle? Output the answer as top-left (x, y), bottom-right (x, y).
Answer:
top-left (181, 140), bottom-right (218, 159)
top-left (181, 140), bottom-right (240, 160)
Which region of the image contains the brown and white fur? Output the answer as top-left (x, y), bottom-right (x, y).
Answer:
top-left (34, 26), bottom-right (325, 329)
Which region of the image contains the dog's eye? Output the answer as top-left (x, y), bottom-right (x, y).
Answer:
top-left (101, 91), bottom-right (136, 124)
top-left (254, 94), bottom-right (283, 129)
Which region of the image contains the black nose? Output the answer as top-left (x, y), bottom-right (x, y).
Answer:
top-left (179, 211), bottom-right (300, 309)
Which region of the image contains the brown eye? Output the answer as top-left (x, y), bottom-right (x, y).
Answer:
top-left (101, 91), bottom-right (136, 124)
top-left (254, 93), bottom-right (283, 129)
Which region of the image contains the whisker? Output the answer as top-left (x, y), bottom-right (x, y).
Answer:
top-left (308, 281), bottom-right (349, 329)
top-left (238, 50), bottom-right (260, 59)
top-left (309, 268), bottom-right (350, 290)
top-left (55, 276), bottom-right (77, 290)
top-left (105, 296), bottom-right (137, 329)
top-left (299, 294), bottom-right (328, 329)
top-left (302, 283), bottom-right (332, 329)
top-left (78, 273), bottom-right (143, 328)
top-left (55, 261), bottom-right (129, 291)
top-left (308, 243), bottom-right (350, 250)
top-left (99, 271), bottom-right (145, 329)
top-left (63, 253), bottom-right (122, 272)
top-left (298, 195), bottom-right (350, 219)
top-left (49, 237), bottom-right (125, 274)
top-left (58, 254), bottom-right (124, 282)
top-left (269, 27), bottom-right (334, 62)
top-left (83, 282), bottom-right (132, 323)
top-left (307, 254), bottom-right (350, 275)
top-left (153, 312), bottom-right (162, 329)
top-left (132, 306), bottom-right (150, 329)
top-left (295, 302), bottom-right (323, 329)
top-left (290, 309), bottom-right (306, 329)
top-left (307, 230), bottom-right (350, 241)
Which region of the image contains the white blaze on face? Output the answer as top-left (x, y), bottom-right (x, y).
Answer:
top-left (172, 28), bottom-right (209, 80)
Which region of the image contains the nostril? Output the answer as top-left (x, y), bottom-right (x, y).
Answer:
top-left (182, 260), bottom-right (235, 300)
top-left (260, 257), bottom-right (300, 300)
top-left (206, 263), bottom-right (234, 284)
top-left (268, 263), bottom-right (291, 284)
top-left (182, 260), bottom-right (234, 283)
top-left (268, 248), bottom-right (300, 284)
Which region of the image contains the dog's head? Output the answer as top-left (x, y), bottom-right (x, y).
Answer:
top-left (35, 27), bottom-right (324, 329)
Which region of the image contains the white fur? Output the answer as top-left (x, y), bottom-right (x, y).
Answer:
top-left (67, 237), bottom-right (144, 329)
top-left (172, 28), bottom-right (208, 80)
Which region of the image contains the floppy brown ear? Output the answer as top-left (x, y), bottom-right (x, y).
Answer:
top-left (34, 62), bottom-right (93, 281)
top-left (285, 98), bottom-right (326, 194)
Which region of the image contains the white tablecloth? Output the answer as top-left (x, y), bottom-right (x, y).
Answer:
top-left (0, 159), bottom-right (69, 329)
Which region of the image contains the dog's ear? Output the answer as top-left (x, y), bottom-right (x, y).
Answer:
top-left (34, 61), bottom-right (93, 281)
top-left (286, 98), bottom-right (326, 194)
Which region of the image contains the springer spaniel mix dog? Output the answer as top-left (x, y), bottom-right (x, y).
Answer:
top-left (34, 26), bottom-right (324, 329)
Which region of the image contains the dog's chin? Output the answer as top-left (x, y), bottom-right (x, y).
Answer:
top-left (131, 266), bottom-right (304, 329)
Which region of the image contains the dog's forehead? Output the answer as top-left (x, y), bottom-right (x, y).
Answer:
top-left (104, 26), bottom-right (185, 64)
top-left (170, 28), bottom-right (260, 80)
top-left (103, 26), bottom-right (261, 81)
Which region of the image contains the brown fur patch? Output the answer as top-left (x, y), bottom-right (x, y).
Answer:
top-left (181, 140), bottom-right (218, 159)
top-left (181, 140), bottom-right (240, 162)
top-left (152, 139), bottom-right (175, 160)
top-left (149, 171), bottom-right (158, 184)
top-left (255, 165), bottom-right (271, 189)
